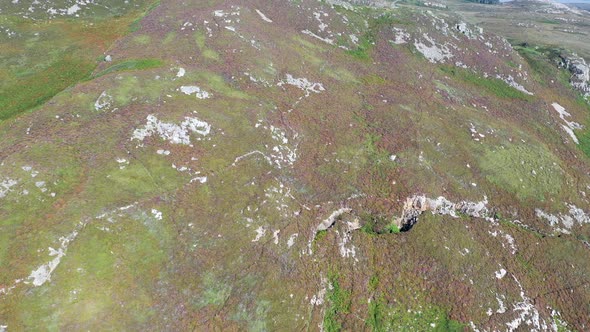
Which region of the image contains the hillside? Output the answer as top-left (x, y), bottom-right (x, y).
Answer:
top-left (1, 0), bottom-right (590, 330)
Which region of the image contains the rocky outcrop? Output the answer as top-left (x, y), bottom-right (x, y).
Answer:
top-left (316, 208), bottom-right (353, 231)
top-left (396, 195), bottom-right (491, 231)
top-left (536, 204), bottom-right (590, 234)
top-left (468, 0), bottom-right (499, 4)
top-left (326, 0), bottom-right (397, 8)
top-left (455, 22), bottom-right (476, 39)
top-left (560, 54), bottom-right (590, 97)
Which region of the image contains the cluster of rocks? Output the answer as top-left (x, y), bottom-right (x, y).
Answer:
top-left (326, 0), bottom-right (396, 8)
top-left (315, 195), bottom-right (492, 234)
top-left (395, 195), bottom-right (491, 231)
top-left (560, 54), bottom-right (590, 97)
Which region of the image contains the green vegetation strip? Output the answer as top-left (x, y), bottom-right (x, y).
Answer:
top-left (92, 59), bottom-right (164, 78)
top-left (513, 44), bottom-right (570, 86)
top-left (440, 66), bottom-right (533, 101)
top-left (346, 13), bottom-right (400, 60)
top-left (0, 57), bottom-right (94, 121)
top-left (577, 97), bottom-right (590, 159)
top-left (323, 272), bottom-right (352, 332)
top-left (129, 0), bottom-right (161, 32)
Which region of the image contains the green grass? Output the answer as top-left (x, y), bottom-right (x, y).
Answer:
top-left (133, 34), bottom-right (151, 45)
top-left (323, 272), bottom-right (352, 332)
top-left (0, 57), bottom-right (94, 120)
top-left (579, 128), bottom-right (590, 158)
top-left (363, 133), bottom-right (396, 196)
top-left (368, 275), bottom-right (380, 292)
top-left (366, 299), bottom-right (386, 332)
top-left (16, 213), bottom-right (166, 329)
top-left (92, 58), bottom-right (164, 78)
top-left (576, 97), bottom-right (590, 159)
top-left (387, 306), bottom-right (464, 331)
top-left (0, 1), bottom-right (162, 121)
top-left (314, 229), bottom-right (328, 242)
top-left (129, 0), bottom-right (161, 32)
top-left (200, 72), bottom-right (251, 99)
top-left (552, 316), bottom-right (570, 332)
top-left (360, 223), bottom-right (379, 235)
top-left (361, 74), bottom-right (388, 85)
top-left (513, 44), bottom-right (570, 87)
top-left (365, 296), bottom-right (464, 331)
top-left (359, 213), bottom-right (401, 235)
top-left (346, 13), bottom-right (399, 60)
top-left (440, 66), bottom-right (533, 101)
top-left (365, 277), bottom-right (384, 331)
top-left (479, 143), bottom-right (563, 200)
top-left (194, 272), bottom-right (232, 309)
top-left (194, 30), bottom-right (220, 61)
top-left (347, 36), bottom-right (374, 60)
top-left (359, 213), bottom-right (384, 235)
top-left (537, 18), bottom-right (560, 25)
top-left (386, 223), bottom-right (401, 234)
top-left (162, 31), bottom-right (176, 45)
top-left (86, 154), bottom-right (184, 209)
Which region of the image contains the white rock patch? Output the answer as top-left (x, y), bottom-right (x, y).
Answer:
top-left (252, 226), bottom-right (266, 242)
top-left (151, 209), bottom-right (163, 220)
top-left (336, 230), bottom-right (357, 261)
top-left (505, 276), bottom-right (549, 331)
top-left (414, 33), bottom-right (453, 63)
top-left (495, 268), bottom-right (507, 279)
top-left (287, 233), bottom-right (298, 248)
top-left (551, 103), bottom-right (583, 144)
top-left (116, 158), bottom-right (129, 169)
top-left (190, 176), bottom-right (207, 184)
top-left (317, 208), bottom-right (352, 231)
top-left (268, 125), bottom-right (298, 169)
top-left (278, 74), bottom-right (325, 97)
top-left (179, 86), bottom-right (211, 99)
top-left (132, 114), bottom-right (211, 145)
top-left (176, 67), bottom-right (186, 78)
top-left (94, 91), bottom-right (113, 111)
top-left (35, 181), bottom-right (47, 193)
top-left (310, 277), bottom-right (328, 306)
top-left (0, 178), bottom-right (18, 199)
top-left (496, 75), bottom-right (533, 95)
top-left (255, 9), bottom-right (273, 23)
top-left (301, 30), bottom-right (334, 45)
top-left (66, 4), bottom-right (81, 15)
top-left (392, 27), bottom-right (410, 44)
top-left (27, 230), bottom-right (79, 287)
top-left (536, 204), bottom-right (590, 234)
top-left (496, 294), bottom-right (507, 314)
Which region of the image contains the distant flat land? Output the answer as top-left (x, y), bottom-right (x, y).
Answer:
top-left (448, 0), bottom-right (590, 59)
top-left (568, 3), bottom-right (590, 10)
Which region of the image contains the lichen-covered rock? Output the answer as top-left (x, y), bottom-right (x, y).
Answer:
top-left (396, 195), bottom-right (490, 231)
top-left (317, 208), bottom-right (353, 231)
top-left (561, 54), bottom-right (590, 97)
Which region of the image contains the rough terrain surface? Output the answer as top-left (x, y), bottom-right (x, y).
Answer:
top-left (1, 0), bottom-right (590, 330)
